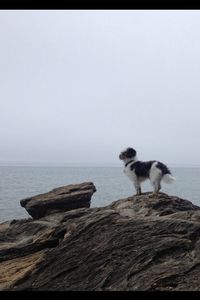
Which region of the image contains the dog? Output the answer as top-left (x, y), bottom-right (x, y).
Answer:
top-left (119, 147), bottom-right (175, 196)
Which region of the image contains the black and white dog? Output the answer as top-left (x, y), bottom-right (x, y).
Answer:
top-left (119, 147), bottom-right (175, 196)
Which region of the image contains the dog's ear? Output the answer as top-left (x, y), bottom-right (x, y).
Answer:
top-left (126, 148), bottom-right (136, 158)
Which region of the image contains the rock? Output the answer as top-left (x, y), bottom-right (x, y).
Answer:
top-left (20, 182), bottom-right (96, 219)
top-left (1, 191), bottom-right (200, 291)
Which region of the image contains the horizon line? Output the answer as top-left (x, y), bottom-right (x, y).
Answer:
top-left (0, 161), bottom-right (200, 167)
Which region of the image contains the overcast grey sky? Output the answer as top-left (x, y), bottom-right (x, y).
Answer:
top-left (0, 10), bottom-right (200, 166)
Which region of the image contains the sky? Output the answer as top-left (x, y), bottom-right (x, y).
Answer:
top-left (0, 10), bottom-right (200, 166)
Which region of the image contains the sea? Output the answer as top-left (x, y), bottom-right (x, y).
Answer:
top-left (0, 166), bottom-right (200, 223)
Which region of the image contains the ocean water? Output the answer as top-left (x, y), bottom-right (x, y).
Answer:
top-left (0, 166), bottom-right (200, 222)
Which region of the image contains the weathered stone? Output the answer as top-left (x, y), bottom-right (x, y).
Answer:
top-left (1, 191), bottom-right (200, 291)
top-left (20, 182), bottom-right (96, 219)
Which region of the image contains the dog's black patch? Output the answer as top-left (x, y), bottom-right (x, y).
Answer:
top-left (156, 162), bottom-right (171, 175)
top-left (130, 161), bottom-right (155, 177)
top-left (130, 160), bottom-right (171, 178)
top-left (126, 148), bottom-right (136, 158)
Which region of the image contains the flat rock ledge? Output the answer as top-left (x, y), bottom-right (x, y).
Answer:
top-left (1, 189), bottom-right (200, 291)
top-left (20, 182), bottom-right (96, 219)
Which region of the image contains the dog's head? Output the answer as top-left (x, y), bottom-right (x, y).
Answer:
top-left (119, 147), bottom-right (137, 160)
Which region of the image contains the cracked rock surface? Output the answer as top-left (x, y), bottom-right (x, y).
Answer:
top-left (20, 182), bottom-right (96, 219)
top-left (1, 189), bottom-right (200, 291)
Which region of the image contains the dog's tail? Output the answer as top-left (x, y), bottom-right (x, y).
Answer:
top-left (162, 173), bottom-right (176, 184)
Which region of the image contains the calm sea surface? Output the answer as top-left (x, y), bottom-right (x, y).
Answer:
top-left (0, 166), bottom-right (200, 222)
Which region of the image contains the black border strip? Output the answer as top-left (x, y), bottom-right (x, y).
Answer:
top-left (1, 1), bottom-right (200, 10)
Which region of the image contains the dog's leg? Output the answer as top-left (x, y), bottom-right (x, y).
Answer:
top-left (134, 181), bottom-right (142, 195)
top-left (149, 164), bottom-right (162, 198)
top-left (136, 186), bottom-right (142, 195)
top-left (150, 179), bottom-right (161, 198)
top-left (154, 181), bottom-right (161, 193)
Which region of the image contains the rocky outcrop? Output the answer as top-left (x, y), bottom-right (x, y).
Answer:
top-left (1, 189), bottom-right (200, 291)
top-left (20, 182), bottom-right (96, 219)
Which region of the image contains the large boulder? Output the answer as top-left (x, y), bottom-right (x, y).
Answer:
top-left (20, 182), bottom-right (96, 219)
top-left (1, 191), bottom-right (200, 291)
